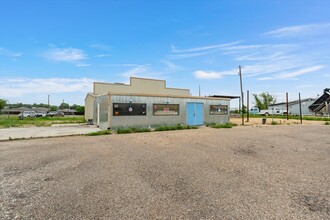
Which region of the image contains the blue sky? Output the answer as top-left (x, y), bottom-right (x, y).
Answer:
top-left (0, 0), bottom-right (329, 107)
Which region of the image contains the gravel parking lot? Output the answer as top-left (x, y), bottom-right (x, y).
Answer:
top-left (0, 125), bottom-right (329, 219)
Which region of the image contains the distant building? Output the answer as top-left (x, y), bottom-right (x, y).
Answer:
top-left (269, 98), bottom-right (316, 116)
top-left (1, 107), bottom-right (48, 115)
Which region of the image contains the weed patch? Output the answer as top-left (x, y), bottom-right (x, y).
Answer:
top-left (85, 130), bottom-right (112, 136)
top-left (207, 123), bottom-right (237, 129)
top-left (0, 116), bottom-right (85, 128)
top-left (117, 127), bottom-right (151, 134)
top-left (154, 124), bottom-right (198, 131)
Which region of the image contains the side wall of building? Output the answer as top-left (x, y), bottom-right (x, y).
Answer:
top-left (93, 95), bottom-right (109, 129)
top-left (84, 94), bottom-right (95, 121)
top-left (94, 94), bottom-right (230, 130)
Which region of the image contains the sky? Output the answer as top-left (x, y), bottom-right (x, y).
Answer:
top-left (0, 0), bottom-right (329, 107)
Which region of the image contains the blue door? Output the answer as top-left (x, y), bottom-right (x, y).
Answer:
top-left (186, 103), bottom-right (204, 125)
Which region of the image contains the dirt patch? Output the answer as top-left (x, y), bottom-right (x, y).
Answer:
top-left (292, 192), bottom-right (330, 214)
top-left (233, 146), bottom-right (257, 156)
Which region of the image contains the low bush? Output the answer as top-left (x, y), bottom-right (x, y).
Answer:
top-left (85, 130), bottom-right (112, 136)
top-left (271, 121), bottom-right (278, 125)
top-left (117, 127), bottom-right (151, 134)
top-left (155, 124), bottom-right (198, 131)
top-left (207, 122), bottom-right (237, 128)
top-left (325, 121), bottom-right (330, 125)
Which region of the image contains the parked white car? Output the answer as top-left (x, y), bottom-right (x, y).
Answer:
top-left (35, 111), bottom-right (47, 117)
top-left (18, 111), bottom-right (36, 119)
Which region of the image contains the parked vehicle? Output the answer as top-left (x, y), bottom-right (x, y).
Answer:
top-left (249, 107), bottom-right (289, 116)
top-left (18, 111), bottom-right (36, 119)
top-left (46, 111), bottom-right (65, 117)
top-left (35, 111), bottom-right (47, 117)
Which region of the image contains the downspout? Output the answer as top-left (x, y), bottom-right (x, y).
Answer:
top-left (97, 101), bottom-right (100, 127)
top-left (108, 94), bottom-right (111, 129)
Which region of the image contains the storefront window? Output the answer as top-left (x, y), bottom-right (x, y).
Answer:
top-left (210, 105), bottom-right (228, 115)
top-left (153, 104), bottom-right (179, 116)
top-left (113, 103), bottom-right (146, 116)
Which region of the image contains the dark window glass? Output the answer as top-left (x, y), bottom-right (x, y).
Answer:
top-left (113, 103), bottom-right (146, 116)
top-left (153, 104), bottom-right (179, 116)
top-left (210, 105), bottom-right (228, 115)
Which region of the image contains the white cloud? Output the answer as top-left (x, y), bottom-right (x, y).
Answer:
top-left (171, 41), bottom-right (241, 53)
top-left (96, 54), bottom-right (111, 57)
top-left (0, 48), bottom-right (22, 59)
top-left (258, 65), bottom-right (324, 80)
top-left (167, 51), bottom-right (211, 60)
top-left (194, 69), bottom-right (237, 80)
top-left (161, 60), bottom-right (180, 71)
top-left (120, 65), bottom-right (163, 80)
top-left (262, 23), bottom-right (330, 38)
top-left (0, 77), bottom-right (96, 98)
top-left (323, 74), bottom-right (330, 77)
top-left (45, 48), bottom-right (87, 62)
top-left (235, 52), bottom-right (289, 61)
top-left (103, 63), bottom-right (150, 67)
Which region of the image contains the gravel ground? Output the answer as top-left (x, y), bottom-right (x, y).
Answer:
top-left (0, 125), bottom-right (329, 219)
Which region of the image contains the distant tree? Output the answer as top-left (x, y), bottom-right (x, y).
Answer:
top-left (75, 106), bottom-right (85, 115)
top-left (50, 105), bottom-right (58, 111)
top-left (253, 92), bottom-right (276, 110)
top-left (59, 103), bottom-right (69, 110)
top-left (0, 99), bottom-right (7, 111)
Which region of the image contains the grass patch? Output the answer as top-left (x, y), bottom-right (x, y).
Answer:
top-left (154, 124), bottom-right (198, 131)
top-left (248, 114), bottom-right (330, 121)
top-left (271, 121), bottom-right (279, 125)
top-left (85, 130), bottom-right (112, 136)
top-left (117, 127), bottom-right (151, 134)
top-left (325, 121), bottom-right (330, 125)
top-left (207, 122), bottom-right (237, 128)
top-left (0, 116), bottom-right (85, 128)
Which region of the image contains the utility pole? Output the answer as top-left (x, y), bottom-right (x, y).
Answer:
top-left (239, 66), bottom-right (244, 125)
top-left (199, 85), bottom-right (201, 97)
top-left (247, 90), bottom-right (249, 122)
top-left (286, 92), bottom-right (289, 120)
top-left (48, 95), bottom-right (50, 111)
top-left (299, 93), bottom-right (302, 124)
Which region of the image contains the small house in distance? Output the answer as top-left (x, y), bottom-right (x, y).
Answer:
top-left (269, 98), bottom-right (316, 116)
top-left (85, 77), bottom-right (232, 130)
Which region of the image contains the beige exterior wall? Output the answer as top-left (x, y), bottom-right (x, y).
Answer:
top-left (85, 77), bottom-right (191, 123)
top-left (94, 77), bottom-right (190, 96)
top-left (84, 94), bottom-right (95, 120)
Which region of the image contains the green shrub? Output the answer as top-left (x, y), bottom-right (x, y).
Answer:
top-left (325, 121), bottom-right (330, 125)
top-left (85, 130), bottom-right (112, 136)
top-left (117, 127), bottom-right (151, 134)
top-left (271, 121), bottom-right (278, 125)
top-left (208, 122), bottom-right (237, 128)
top-left (155, 124), bottom-right (198, 131)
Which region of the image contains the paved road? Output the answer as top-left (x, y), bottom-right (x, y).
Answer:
top-left (0, 125), bottom-right (329, 219)
top-left (0, 124), bottom-right (100, 141)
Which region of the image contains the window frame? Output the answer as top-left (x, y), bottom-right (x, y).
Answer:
top-left (113, 103), bottom-right (147, 116)
top-left (153, 104), bottom-right (180, 116)
top-left (209, 105), bottom-right (228, 115)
